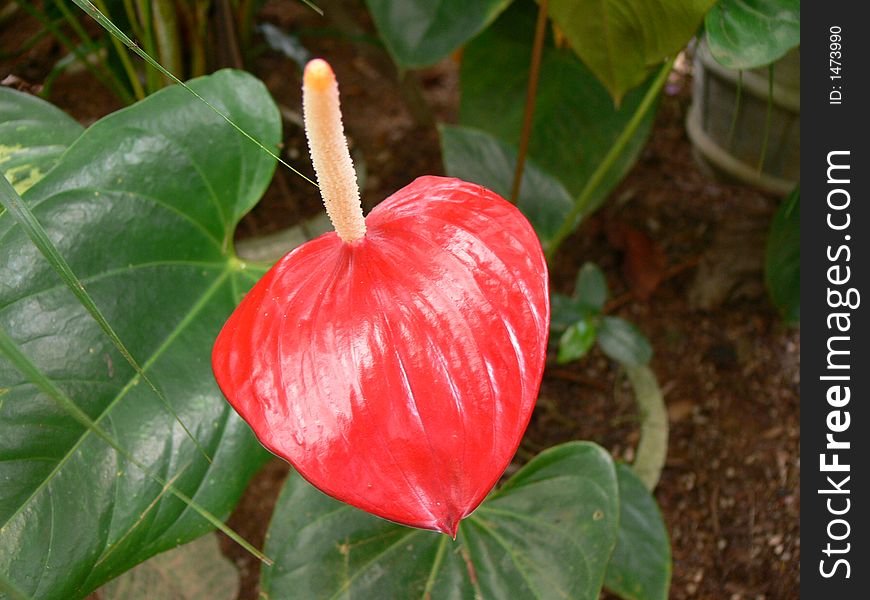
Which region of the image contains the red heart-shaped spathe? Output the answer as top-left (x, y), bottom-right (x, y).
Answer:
top-left (213, 175), bottom-right (549, 535)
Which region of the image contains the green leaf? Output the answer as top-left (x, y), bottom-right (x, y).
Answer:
top-left (99, 534), bottom-right (239, 600)
top-left (605, 464), bottom-right (671, 600)
top-left (548, 0), bottom-right (714, 103)
top-left (0, 87), bottom-right (84, 195)
top-left (459, 2), bottom-right (657, 222)
top-left (558, 319), bottom-right (598, 364)
top-left (765, 186), bottom-right (799, 324)
top-left (262, 442), bottom-right (619, 600)
top-left (705, 0), bottom-right (800, 70)
top-left (0, 324), bottom-right (270, 567)
top-left (439, 124), bottom-right (573, 245)
top-left (598, 317), bottom-right (652, 367)
top-left (0, 69), bottom-right (277, 599)
top-left (574, 262), bottom-right (608, 311)
top-left (365, 0), bottom-right (512, 68)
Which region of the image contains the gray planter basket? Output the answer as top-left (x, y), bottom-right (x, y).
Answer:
top-left (686, 40), bottom-right (800, 196)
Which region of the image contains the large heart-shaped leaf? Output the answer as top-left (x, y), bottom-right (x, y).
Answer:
top-left (365, 0), bottom-right (513, 68)
top-left (0, 69), bottom-right (277, 598)
top-left (604, 464), bottom-right (671, 600)
top-left (456, 3), bottom-right (657, 226)
top-left (261, 442), bottom-right (619, 599)
top-left (705, 0), bottom-right (800, 70)
top-left (547, 0), bottom-right (714, 103)
top-left (0, 87), bottom-right (84, 195)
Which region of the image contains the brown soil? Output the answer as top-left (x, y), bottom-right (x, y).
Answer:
top-left (2, 1), bottom-right (799, 599)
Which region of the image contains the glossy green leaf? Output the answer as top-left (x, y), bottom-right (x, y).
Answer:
top-left (262, 442), bottom-right (619, 600)
top-left (558, 319), bottom-right (598, 364)
top-left (0, 69), bottom-right (277, 599)
top-left (365, 0), bottom-right (512, 68)
top-left (604, 464), bottom-right (671, 600)
top-left (705, 0), bottom-right (800, 70)
top-left (0, 87), bottom-right (83, 195)
top-left (0, 322), bottom-right (269, 566)
top-left (575, 262), bottom-right (608, 311)
top-left (765, 186), bottom-right (799, 324)
top-left (548, 0), bottom-right (714, 103)
top-left (439, 124), bottom-right (573, 245)
top-left (99, 534), bottom-right (239, 600)
top-left (598, 317), bottom-right (652, 367)
top-left (459, 2), bottom-right (657, 223)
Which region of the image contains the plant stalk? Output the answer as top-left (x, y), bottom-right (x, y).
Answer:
top-left (546, 58), bottom-right (674, 260)
top-left (510, 0), bottom-right (548, 204)
top-left (52, 0), bottom-right (99, 55)
top-left (152, 0), bottom-right (184, 83)
top-left (216, 0), bottom-right (244, 69)
top-left (757, 63), bottom-right (774, 173)
top-left (16, 0), bottom-right (134, 103)
top-left (131, 0), bottom-right (161, 92)
top-left (93, 0), bottom-right (147, 99)
top-left (726, 70), bottom-right (743, 149)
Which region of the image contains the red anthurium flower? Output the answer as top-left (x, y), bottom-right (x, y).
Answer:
top-left (212, 59), bottom-right (549, 537)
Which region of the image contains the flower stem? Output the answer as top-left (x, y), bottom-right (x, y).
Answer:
top-left (303, 59), bottom-right (366, 243)
top-left (546, 58), bottom-right (674, 260)
top-left (510, 0), bottom-right (548, 204)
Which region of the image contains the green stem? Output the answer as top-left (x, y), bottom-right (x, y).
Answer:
top-left (152, 0), bottom-right (184, 83)
top-left (237, 0), bottom-right (257, 50)
top-left (546, 58), bottom-right (674, 260)
top-left (510, 0), bottom-right (548, 204)
top-left (757, 63), bottom-right (774, 173)
top-left (121, 0), bottom-right (146, 41)
top-left (421, 535), bottom-right (449, 596)
top-left (726, 70), bottom-right (743, 149)
top-left (134, 0), bottom-right (161, 92)
top-left (93, 0), bottom-right (146, 99)
top-left (216, 0), bottom-right (244, 69)
top-left (191, 0), bottom-right (210, 77)
top-left (16, 0), bottom-right (134, 103)
top-left (53, 0), bottom-right (97, 53)
top-left (299, 0), bottom-right (324, 15)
